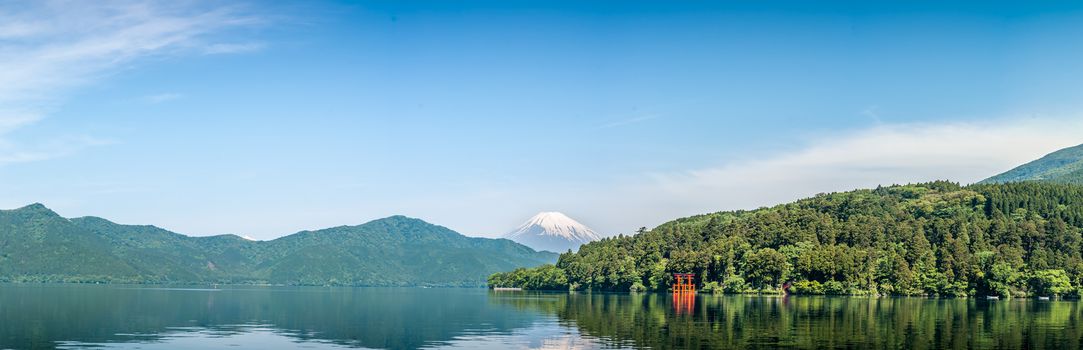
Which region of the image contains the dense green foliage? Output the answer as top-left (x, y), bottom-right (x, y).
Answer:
top-left (982, 143), bottom-right (1083, 184)
top-left (0, 204), bottom-right (555, 286)
top-left (492, 182), bottom-right (1083, 297)
top-left (487, 264), bottom-right (568, 290)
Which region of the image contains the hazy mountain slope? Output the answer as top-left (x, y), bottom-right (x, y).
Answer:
top-left (981, 143), bottom-right (1083, 184)
top-left (260, 216), bottom-right (556, 286)
top-left (0, 206), bottom-right (556, 286)
top-left (504, 212), bottom-right (601, 252)
top-left (70, 216), bottom-right (262, 283)
top-left (0, 204), bottom-right (140, 282)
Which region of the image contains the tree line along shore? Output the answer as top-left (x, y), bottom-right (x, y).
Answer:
top-left (490, 181), bottom-right (1083, 298)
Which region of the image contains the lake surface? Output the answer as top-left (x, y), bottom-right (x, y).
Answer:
top-left (2, 284), bottom-right (1082, 349)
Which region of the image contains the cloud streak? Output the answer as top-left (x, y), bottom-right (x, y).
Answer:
top-left (552, 117), bottom-right (1083, 236)
top-left (0, 1), bottom-right (263, 165)
top-left (203, 42), bottom-right (265, 54)
top-left (400, 116), bottom-right (1083, 239)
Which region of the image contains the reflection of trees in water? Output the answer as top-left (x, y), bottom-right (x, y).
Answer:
top-left (0, 285), bottom-right (540, 349)
top-left (495, 292), bottom-right (1083, 349)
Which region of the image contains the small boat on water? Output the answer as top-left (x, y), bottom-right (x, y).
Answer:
top-left (492, 287), bottom-right (523, 291)
top-left (1038, 296), bottom-right (1051, 300)
top-left (985, 296), bottom-right (1000, 300)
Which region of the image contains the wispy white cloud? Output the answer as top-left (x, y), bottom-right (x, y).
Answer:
top-left (395, 116), bottom-right (1083, 238)
top-left (203, 42), bottom-right (264, 54)
top-left (861, 105), bottom-right (882, 123)
top-left (0, 110), bottom-right (43, 134)
top-left (0, 20), bottom-right (45, 39)
top-left (0, 135), bottom-right (116, 164)
top-left (0, 1), bottom-right (264, 165)
top-left (574, 117), bottom-right (1083, 234)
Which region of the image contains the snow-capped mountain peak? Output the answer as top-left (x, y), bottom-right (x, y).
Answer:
top-left (504, 212), bottom-right (601, 252)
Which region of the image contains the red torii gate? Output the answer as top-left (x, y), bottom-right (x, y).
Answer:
top-left (672, 273), bottom-right (695, 294)
top-left (672, 273), bottom-right (696, 315)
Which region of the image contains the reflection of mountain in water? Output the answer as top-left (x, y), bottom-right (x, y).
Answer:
top-left (6, 285), bottom-right (1083, 349)
top-left (0, 285), bottom-right (544, 350)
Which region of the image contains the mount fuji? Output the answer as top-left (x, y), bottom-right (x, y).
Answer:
top-left (504, 212), bottom-right (602, 253)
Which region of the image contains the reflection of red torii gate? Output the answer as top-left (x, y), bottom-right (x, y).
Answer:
top-left (672, 273), bottom-right (695, 315)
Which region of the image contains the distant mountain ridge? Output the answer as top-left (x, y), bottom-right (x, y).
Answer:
top-left (981, 143), bottom-right (1083, 184)
top-left (504, 212), bottom-right (601, 253)
top-left (0, 204), bottom-right (555, 286)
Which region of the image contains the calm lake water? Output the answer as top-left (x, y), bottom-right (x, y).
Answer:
top-left (2, 284), bottom-right (1082, 349)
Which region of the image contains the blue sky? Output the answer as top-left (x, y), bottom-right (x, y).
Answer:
top-left (3, 1), bottom-right (1083, 239)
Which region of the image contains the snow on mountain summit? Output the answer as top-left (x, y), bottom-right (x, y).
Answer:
top-left (504, 212), bottom-right (601, 252)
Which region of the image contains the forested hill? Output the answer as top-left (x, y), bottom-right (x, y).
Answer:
top-left (981, 143), bottom-right (1083, 184)
top-left (490, 181), bottom-right (1083, 297)
top-left (0, 205), bottom-right (556, 286)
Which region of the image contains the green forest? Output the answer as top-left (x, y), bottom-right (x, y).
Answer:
top-left (489, 181), bottom-right (1083, 297)
top-left (981, 143), bottom-right (1083, 185)
top-left (0, 205), bottom-right (556, 287)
